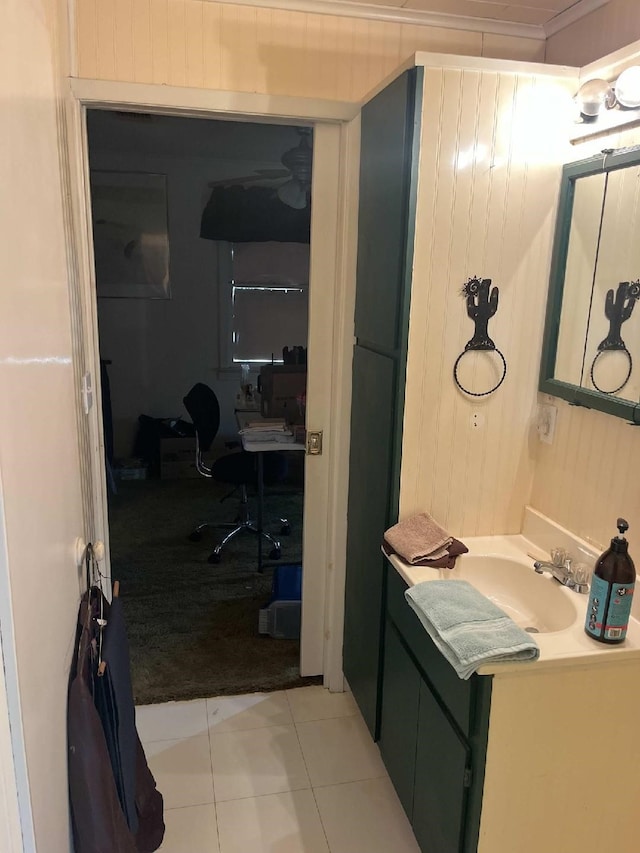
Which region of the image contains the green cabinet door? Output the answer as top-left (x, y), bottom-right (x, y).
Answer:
top-left (379, 619), bottom-right (421, 820)
top-left (412, 680), bottom-right (471, 853)
top-left (343, 66), bottom-right (423, 737)
top-left (343, 347), bottom-right (396, 733)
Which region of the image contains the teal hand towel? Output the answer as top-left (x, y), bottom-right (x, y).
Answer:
top-left (405, 580), bottom-right (539, 680)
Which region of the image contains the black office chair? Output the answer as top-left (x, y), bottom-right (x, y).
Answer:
top-left (183, 383), bottom-right (289, 565)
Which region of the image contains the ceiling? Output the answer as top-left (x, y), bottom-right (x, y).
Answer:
top-left (253, 0), bottom-right (608, 34)
top-left (354, 0), bottom-right (592, 27)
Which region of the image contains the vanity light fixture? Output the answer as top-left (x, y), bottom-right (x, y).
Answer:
top-left (574, 66), bottom-right (640, 126)
top-left (575, 78), bottom-right (615, 118)
top-left (614, 66), bottom-right (640, 110)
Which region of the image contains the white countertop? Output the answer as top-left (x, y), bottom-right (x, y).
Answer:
top-left (385, 527), bottom-right (640, 677)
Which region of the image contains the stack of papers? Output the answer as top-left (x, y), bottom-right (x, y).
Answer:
top-left (241, 419), bottom-right (288, 431)
top-left (239, 419), bottom-right (295, 443)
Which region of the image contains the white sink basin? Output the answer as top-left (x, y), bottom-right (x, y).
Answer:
top-left (446, 554), bottom-right (578, 634)
top-left (385, 516), bottom-right (640, 672)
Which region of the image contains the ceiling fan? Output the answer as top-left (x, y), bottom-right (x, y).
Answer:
top-left (207, 128), bottom-right (312, 209)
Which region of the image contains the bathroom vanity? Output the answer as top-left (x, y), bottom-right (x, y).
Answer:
top-left (380, 563), bottom-right (491, 852)
top-left (380, 510), bottom-right (640, 853)
top-left (340, 50), bottom-right (640, 853)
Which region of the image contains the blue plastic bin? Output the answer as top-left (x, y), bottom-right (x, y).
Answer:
top-left (259, 564), bottom-right (302, 639)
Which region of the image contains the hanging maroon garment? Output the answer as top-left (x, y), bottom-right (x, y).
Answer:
top-left (67, 589), bottom-right (164, 853)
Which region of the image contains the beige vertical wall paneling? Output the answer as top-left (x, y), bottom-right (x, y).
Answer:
top-left (482, 32), bottom-right (545, 63)
top-left (132, 0), bottom-right (154, 83)
top-left (96, 0), bottom-right (117, 80)
top-left (400, 23), bottom-right (482, 60)
top-left (400, 66), bottom-right (577, 537)
top-left (546, 0), bottom-right (640, 68)
top-left (115, 0), bottom-right (135, 82)
top-left (75, 0), bottom-right (545, 102)
top-left (150, 0), bottom-right (170, 84)
top-left (167, 0), bottom-right (188, 87)
top-left (76, 0), bottom-right (98, 78)
top-left (202, 1), bottom-right (222, 89)
top-left (531, 124), bottom-right (640, 552)
top-left (185, 0), bottom-right (206, 88)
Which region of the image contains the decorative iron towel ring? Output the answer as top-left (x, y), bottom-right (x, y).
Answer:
top-left (453, 277), bottom-right (506, 397)
top-left (589, 280), bottom-right (639, 395)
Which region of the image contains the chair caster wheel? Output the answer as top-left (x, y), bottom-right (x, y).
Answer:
top-left (208, 552), bottom-right (222, 564)
top-left (269, 548), bottom-right (281, 560)
top-left (189, 531), bottom-right (202, 542)
top-left (280, 524), bottom-right (291, 536)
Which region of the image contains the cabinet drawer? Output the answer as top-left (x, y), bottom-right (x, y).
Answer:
top-left (386, 564), bottom-right (474, 737)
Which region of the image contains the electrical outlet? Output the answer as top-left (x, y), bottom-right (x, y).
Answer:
top-left (536, 404), bottom-right (557, 444)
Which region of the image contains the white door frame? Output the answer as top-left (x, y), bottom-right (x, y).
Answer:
top-left (65, 77), bottom-right (360, 690)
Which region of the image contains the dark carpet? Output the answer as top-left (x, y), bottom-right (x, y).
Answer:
top-left (107, 476), bottom-right (320, 705)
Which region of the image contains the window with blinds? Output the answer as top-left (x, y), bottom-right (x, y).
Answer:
top-left (232, 284), bottom-right (308, 363)
top-left (218, 242), bottom-right (309, 369)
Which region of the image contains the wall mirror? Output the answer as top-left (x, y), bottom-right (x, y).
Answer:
top-left (540, 145), bottom-right (640, 421)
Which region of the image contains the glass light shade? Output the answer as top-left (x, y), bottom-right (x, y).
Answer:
top-left (575, 78), bottom-right (615, 117)
top-left (277, 180), bottom-right (308, 210)
top-left (615, 66), bottom-right (640, 109)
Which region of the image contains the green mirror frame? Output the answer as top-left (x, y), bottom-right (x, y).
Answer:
top-left (539, 145), bottom-right (640, 423)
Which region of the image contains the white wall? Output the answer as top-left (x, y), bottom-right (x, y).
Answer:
top-left (546, 1), bottom-right (640, 68)
top-left (88, 111), bottom-right (305, 455)
top-left (400, 61), bottom-right (578, 536)
top-left (74, 0), bottom-right (545, 101)
top-left (531, 122), bottom-right (640, 551)
top-left (1, 0), bottom-right (86, 850)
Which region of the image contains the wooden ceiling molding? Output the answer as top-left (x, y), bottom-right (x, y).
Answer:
top-left (203, 0), bottom-right (609, 39)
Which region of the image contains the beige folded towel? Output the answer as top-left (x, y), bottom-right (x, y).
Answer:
top-left (384, 512), bottom-right (453, 565)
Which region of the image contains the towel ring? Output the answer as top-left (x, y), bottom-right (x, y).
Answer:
top-left (453, 348), bottom-right (507, 397)
top-left (454, 276), bottom-right (506, 398)
top-left (589, 347), bottom-right (633, 395)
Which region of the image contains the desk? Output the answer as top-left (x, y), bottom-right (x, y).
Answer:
top-left (236, 412), bottom-right (305, 572)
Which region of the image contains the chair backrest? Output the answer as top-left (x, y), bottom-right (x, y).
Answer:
top-left (183, 383), bottom-right (220, 452)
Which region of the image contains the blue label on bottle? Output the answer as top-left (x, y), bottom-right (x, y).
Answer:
top-left (585, 575), bottom-right (635, 641)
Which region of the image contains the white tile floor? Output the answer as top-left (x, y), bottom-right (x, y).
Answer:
top-left (136, 685), bottom-right (420, 853)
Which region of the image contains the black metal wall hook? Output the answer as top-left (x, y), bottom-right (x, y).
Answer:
top-left (453, 277), bottom-right (507, 396)
top-left (85, 542), bottom-right (96, 592)
top-left (598, 281), bottom-right (638, 352)
top-left (589, 280), bottom-right (639, 395)
top-left (460, 276), bottom-right (499, 352)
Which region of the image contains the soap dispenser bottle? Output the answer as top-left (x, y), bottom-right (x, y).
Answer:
top-left (585, 518), bottom-right (636, 644)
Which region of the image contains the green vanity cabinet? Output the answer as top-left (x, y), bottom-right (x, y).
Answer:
top-left (380, 565), bottom-right (492, 853)
top-left (343, 65), bottom-right (423, 737)
top-left (380, 619), bottom-right (421, 818)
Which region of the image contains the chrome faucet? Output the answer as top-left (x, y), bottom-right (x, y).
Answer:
top-left (533, 548), bottom-right (590, 594)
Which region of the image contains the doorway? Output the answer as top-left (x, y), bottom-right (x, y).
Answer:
top-left (85, 108), bottom-right (317, 703)
top-left (69, 80), bottom-right (358, 698)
